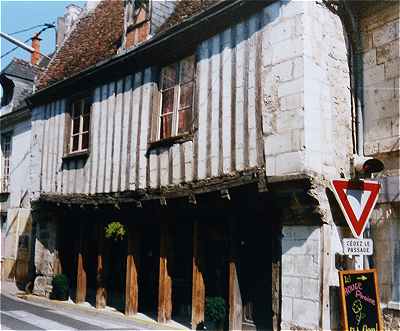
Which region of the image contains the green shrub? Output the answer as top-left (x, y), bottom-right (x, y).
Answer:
top-left (205, 296), bottom-right (226, 323)
top-left (105, 221), bottom-right (126, 241)
top-left (51, 274), bottom-right (69, 300)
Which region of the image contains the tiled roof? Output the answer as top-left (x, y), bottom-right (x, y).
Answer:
top-left (1, 58), bottom-right (40, 81)
top-left (36, 0), bottom-right (124, 90)
top-left (36, 0), bottom-right (222, 91)
top-left (158, 0), bottom-right (221, 33)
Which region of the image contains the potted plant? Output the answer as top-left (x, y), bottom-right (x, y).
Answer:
top-left (51, 274), bottom-right (69, 300)
top-left (205, 296), bottom-right (226, 330)
top-left (105, 221), bottom-right (126, 241)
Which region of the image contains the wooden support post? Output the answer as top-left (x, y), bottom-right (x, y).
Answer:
top-left (158, 223), bottom-right (172, 323)
top-left (228, 220), bottom-right (242, 331)
top-left (76, 222), bottom-right (87, 303)
top-left (96, 222), bottom-right (107, 309)
top-left (191, 220), bottom-right (205, 329)
top-left (125, 224), bottom-right (140, 316)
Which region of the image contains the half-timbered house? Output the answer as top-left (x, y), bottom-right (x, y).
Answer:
top-left (24, 0), bottom-right (400, 330)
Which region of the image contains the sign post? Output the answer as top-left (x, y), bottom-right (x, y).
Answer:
top-left (331, 179), bottom-right (380, 270)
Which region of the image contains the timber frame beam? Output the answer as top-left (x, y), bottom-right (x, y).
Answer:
top-left (37, 168), bottom-right (266, 207)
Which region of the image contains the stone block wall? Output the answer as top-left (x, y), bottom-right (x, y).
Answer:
top-left (263, 1), bottom-right (352, 179)
top-left (360, 2), bottom-right (399, 156)
top-left (281, 225), bottom-right (321, 330)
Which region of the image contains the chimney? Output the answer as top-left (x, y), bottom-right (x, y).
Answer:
top-left (56, 4), bottom-right (83, 49)
top-left (31, 34), bottom-right (41, 65)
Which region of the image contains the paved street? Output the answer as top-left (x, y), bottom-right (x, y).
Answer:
top-left (0, 283), bottom-right (180, 330)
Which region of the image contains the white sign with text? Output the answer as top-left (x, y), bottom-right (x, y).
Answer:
top-left (342, 238), bottom-right (373, 256)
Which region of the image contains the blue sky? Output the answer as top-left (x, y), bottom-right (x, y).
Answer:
top-left (1, 0), bottom-right (84, 71)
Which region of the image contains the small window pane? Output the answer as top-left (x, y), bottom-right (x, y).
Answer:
top-left (179, 82), bottom-right (193, 109)
top-left (161, 89), bottom-right (174, 115)
top-left (162, 65), bottom-right (177, 89)
top-left (180, 56), bottom-right (195, 84)
top-left (72, 135), bottom-right (79, 152)
top-left (82, 132), bottom-right (89, 150)
top-left (72, 118), bottom-right (80, 134)
top-left (83, 114), bottom-right (90, 132)
top-left (177, 108), bottom-right (192, 134)
top-left (160, 114), bottom-right (173, 139)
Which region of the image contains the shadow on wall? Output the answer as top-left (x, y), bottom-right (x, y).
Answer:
top-left (15, 214), bottom-right (33, 290)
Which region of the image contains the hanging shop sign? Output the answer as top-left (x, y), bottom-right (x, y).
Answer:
top-left (342, 238), bottom-right (373, 256)
top-left (338, 269), bottom-right (383, 331)
top-left (331, 179), bottom-right (381, 238)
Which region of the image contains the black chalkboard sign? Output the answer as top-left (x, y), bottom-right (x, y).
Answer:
top-left (339, 269), bottom-right (383, 331)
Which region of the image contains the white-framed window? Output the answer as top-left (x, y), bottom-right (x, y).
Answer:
top-left (1, 133), bottom-right (11, 192)
top-left (158, 55), bottom-right (195, 140)
top-left (69, 97), bottom-right (91, 154)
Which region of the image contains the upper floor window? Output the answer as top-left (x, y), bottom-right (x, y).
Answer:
top-left (1, 133), bottom-right (11, 192)
top-left (68, 97), bottom-right (91, 154)
top-left (158, 55), bottom-right (195, 140)
top-left (125, 0), bottom-right (150, 27)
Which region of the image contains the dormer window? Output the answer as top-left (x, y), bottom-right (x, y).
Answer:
top-left (126, 0), bottom-right (150, 27)
top-left (124, 0), bottom-right (151, 49)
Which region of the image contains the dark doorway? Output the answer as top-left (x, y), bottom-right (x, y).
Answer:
top-left (138, 225), bottom-right (159, 318)
top-left (106, 236), bottom-right (127, 312)
top-left (238, 218), bottom-right (272, 331)
top-left (171, 220), bottom-right (192, 327)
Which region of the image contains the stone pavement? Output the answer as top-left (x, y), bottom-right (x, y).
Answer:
top-left (1, 281), bottom-right (187, 330)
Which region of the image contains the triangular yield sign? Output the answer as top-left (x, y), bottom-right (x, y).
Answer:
top-left (331, 179), bottom-right (381, 238)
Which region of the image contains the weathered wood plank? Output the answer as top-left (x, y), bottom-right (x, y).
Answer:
top-left (160, 148), bottom-right (169, 187)
top-left (210, 34), bottom-right (220, 178)
top-left (55, 100), bottom-right (64, 193)
top-left (76, 222), bottom-right (87, 303)
top-left (184, 141), bottom-right (193, 183)
top-left (96, 222), bottom-right (107, 309)
top-left (104, 82), bottom-right (116, 193)
top-left (222, 28), bottom-right (232, 174)
top-left (41, 104), bottom-right (49, 192)
top-left (129, 71), bottom-right (143, 190)
top-left (235, 21), bottom-right (245, 171)
top-left (228, 220), bottom-right (242, 330)
top-left (191, 220), bottom-right (205, 329)
top-left (89, 87), bottom-right (101, 194)
top-left (137, 68), bottom-right (152, 189)
top-left (125, 224), bottom-right (140, 316)
top-left (230, 25), bottom-right (237, 172)
top-left (158, 223), bottom-right (172, 323)
top-left (197, 41), bottom-right (209, 180)
top-left (97, 84), bottom-right (109, 193)
top-left (172, 144), bottom-right (181, 185)
top-left (112, 79), bottom-right (124, 192)
top-left (248, 16), bottom-right (258, 168)
top-left (120, 76), bottom-right (132, 192)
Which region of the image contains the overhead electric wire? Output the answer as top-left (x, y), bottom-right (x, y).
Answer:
top-left (1, 23), bottom-right (55, 59)
top-left (9, 24), bottom-right (46, 36)
top-left (1, 37), bottom-right (31, 59)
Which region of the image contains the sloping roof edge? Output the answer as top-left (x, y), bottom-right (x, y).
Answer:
top-left (29, 0), bottom-right (273, 105)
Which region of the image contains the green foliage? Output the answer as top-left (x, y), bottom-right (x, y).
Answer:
top-left (51, 274), bottom-right (69, 300)
top-left (205, 296), bottom-right (226, 323)
top-left (105, 221), bottom-right (126, 241)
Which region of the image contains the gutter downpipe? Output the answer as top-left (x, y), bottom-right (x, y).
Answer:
top-left (343, 1), bottom-right (374, 270)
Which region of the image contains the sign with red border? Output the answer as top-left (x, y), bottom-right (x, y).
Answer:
top-left (331, 179), bottom-right (380, 238)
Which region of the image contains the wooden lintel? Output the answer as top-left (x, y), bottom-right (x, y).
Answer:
top-left (96, 222), bottom-right (107, 309)
top-left (125, 224), bottom-right (140, 316)
top-left (158, 223), bottom-right (172, 323)
top-left (76, 222), bottom-right (87, 303)
top-left (191, 221), bottom-right (205, 329)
